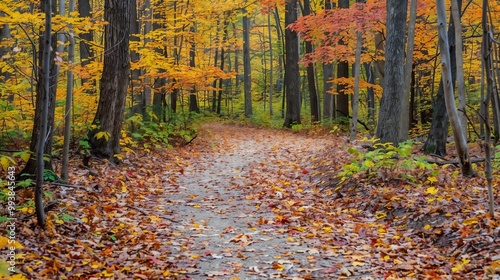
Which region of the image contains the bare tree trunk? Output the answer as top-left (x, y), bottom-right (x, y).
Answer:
top-left (62, 0), bottom-right (75, 183)
top-left (322, 0), bottom-right (335, 121)
top-left (364, 62), bottom-right (375, 129)
top-left (303, 0), bottom-right (319, 122)
top-left (243, 9), bottom-right (253, 117)
top-left (336, 0), bottom-right (349, 119)
top-left (283, 0), bottom-right (301, 127)
top-left (22, 0), bottom-right (58, 178)
top-left (35, 0), bottom-right (54, 228)
top-left (350, 30), bottom-right (362, 141)
top-left (376, 0), bottom-right (408, 144)
top-left (87, 0), bottom-right (130, 161)
top-left (189, 26), bottom-right (199, 113)
top-left (481, 0), bottom-right (495, 217)
top-left (435, 0), bottom-right (474, 176)
top-left (77, 0), bottom-right (94, 93)
top-left (451, 0), bottom-right (467, 139)
top-left (399, 0), bottom-right (417, 142)
top-left (268, 13), bottom-right (274, 116)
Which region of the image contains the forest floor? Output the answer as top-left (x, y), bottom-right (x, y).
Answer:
top-left (1, 122), bottom-right (499, 279)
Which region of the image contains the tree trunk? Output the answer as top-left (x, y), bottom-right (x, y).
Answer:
top-left (336, 0), bottom-right (349, 118)
top-left (62, 0), bottom-right (76, 183)
top-left (151, 0), bottom-right (166, 121)
top-left (87, 0), bottom-right (130, 161)
top-left (303, 0), bottom-right (319, 122)
top-left (481, 0), bottom-right (495, 217)
top-left (350, 30), bottom-right (363, 141)
top-left (283, 0), bottom-right (301, 127)
top-left (424, 0), bottom-right (461, 156)
top-left (399, 0), bottom-right (417, 142)
top-left (77, 0), bottom-right (94, 93)
top-left (189, 26), bottom-right (199, 113)
top-left (322, 0), bottom-right (335, 121)
top-left (34, 0), bottom-right (54, 228)
top-left (376, 0), bottom-right (408, 144)
top-left (268, 13), bottom-right (274, 116)
top-left (243, 10), bottom-right (253, 117)
top-left (21, 0), bottom-right (58, 178)
top-left (364, 62), bottom-right (375, 129)
top-left (435, 0), bottom-right (474, 176)
top-left (451, 0), bottom-right (467, 138)
top-left (217, 19), bottom-right (229, 115)
top-left (129, 0), bottom-right (143, 116)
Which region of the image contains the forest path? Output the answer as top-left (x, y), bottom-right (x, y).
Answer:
top-left (161, 123), bottom-right (375, 279)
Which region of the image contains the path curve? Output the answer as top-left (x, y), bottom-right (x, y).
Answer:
top-left (161, 123), bottom-right (373, 279)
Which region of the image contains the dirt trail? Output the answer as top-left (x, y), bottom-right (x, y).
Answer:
top-left (160, 124), bottom-right (374, 279)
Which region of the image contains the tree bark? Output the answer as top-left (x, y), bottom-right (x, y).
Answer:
top-left (350, 30), bottom-right (363, 141)
top-left (283, 0), bottom-right (301, 127)
top-left (336, 0), bottom-right (349, 119)
top-left (435, 0), bottom-right (474, 176)
top-left (34, 0), bottom-right (54, 228)
top-left (87, 0), bottom-right (130, 161)
top-left (451, 0), bottom-right (467, 138)
top-left (243, 10), bottom-right (253, 117)
top-left (303, 0), bottom-right (319, 122)
top-left (424, 0), bottom-right (461, 156)
top-left (268, 12), bottom-right (274, 116)
top-left (376, 0), bottom-right (408, 144)
top-left (62, 0), bottom-right (76, 183)
top-left (399, 0), bottom-right (417, 142)
top-left (21, 0), bottom-right (58, 178)
top-left (77, 0), bottom-right (94, 93)
top-left (481, 0), bottom-right (495, 217)
top-left (189, 26), bottom-right (199, 113)
top-left (322, 0), bottom-right (335, 121)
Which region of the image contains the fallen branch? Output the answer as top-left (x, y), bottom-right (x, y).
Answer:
top-left (426, 157), bottom-right (491, 165)
top-left (50, 182), bottom-right (90, 191)
top-left (336, 110), bottom-right (370, 131)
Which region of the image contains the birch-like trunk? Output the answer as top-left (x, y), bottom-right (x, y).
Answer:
top-left (435, 0), bottom-right (474, 176)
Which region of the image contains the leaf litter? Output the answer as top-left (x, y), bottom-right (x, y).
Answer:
top-left (1, 123), bottom-right (499, 279)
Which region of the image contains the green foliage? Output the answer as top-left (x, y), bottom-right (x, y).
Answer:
top-left (291, 124), bottom-right (303, 131)
top-left (17, 178), bottom-right (32, 188)
top-left (337, 139), bottom-right (437, 183)
top-left (44, 169), bottom-right (57, 181)
top-left (124, 112), bottom-right (198, 150)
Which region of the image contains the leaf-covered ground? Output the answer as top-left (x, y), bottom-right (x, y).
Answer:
top-left (1, 123), bottom-right (499, 279)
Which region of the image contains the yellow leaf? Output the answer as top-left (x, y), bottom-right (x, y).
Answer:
top-left (190, 254), bottom-right (200, 259)
top-left (424, 186), bottom-right (438, 195)
top-left (101, 270), bottom-right (114, 277)
top-left (452, 258), bottom-right (470, 272)
top-left (462, 218), bottom-right (478, 226)
top-left (423, 224), bottom-right (431, 230)
top-left (427, 176), bottom-right (438, 183)
top-left (20, 152), bottom-right (31, 162)
top-left (10, 275), bottom-right (28, 280)
top-left (0, 157), bottom-right (13, 171)
top-left (375, 211), bottom-right (386, 219)
top-left (364, 160), bottom-right (374, 168)
top-left (193, 205), bottom-right (201, 208)
top-left (95, 131), bottom-right (110, 141)
top-left (322, 226), bottom-right (333, 233)
top-left (0, 236), bottom-right (8, 249)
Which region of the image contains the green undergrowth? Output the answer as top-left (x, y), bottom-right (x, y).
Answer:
top-left (337, 139), bottom-right (439, 184)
